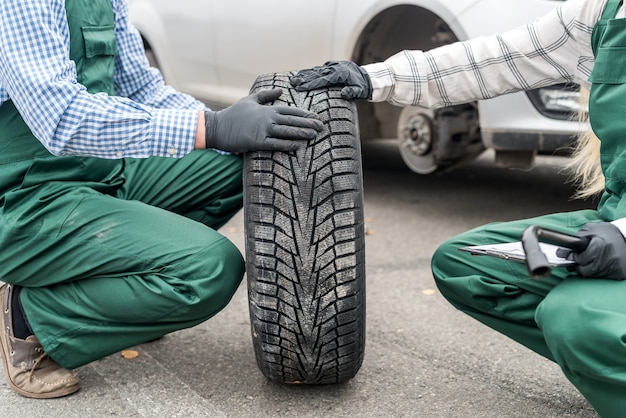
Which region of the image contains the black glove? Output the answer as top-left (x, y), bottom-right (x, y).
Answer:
top-left (290, 61), bottom-right (373, 100)
top-left (555, 222), bottom-right (626, 280)
top-left (205, 88), bottom-right (323, 153)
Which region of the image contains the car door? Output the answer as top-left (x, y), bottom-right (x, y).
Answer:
top-left (210, 1), bottom-right (338, 105)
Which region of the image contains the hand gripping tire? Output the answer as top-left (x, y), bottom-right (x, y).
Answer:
top-left (244, 72), bottom-right (366, 384)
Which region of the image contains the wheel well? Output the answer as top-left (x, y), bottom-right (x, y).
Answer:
top-left (351, 6), bottom-right (458, 139)
top-left (141, 35), bottom-right (152, 53)
top-left (139, 34), bottom-right (162, 69)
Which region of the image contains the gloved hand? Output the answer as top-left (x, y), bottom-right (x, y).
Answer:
top-left (290, 61), bottom-right (373, 100)
top-left (205, 88), bottom-right (323, 153)
top-left (555, 222), bottom-right (626, 280)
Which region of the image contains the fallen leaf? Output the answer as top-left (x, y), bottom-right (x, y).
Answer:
top-left (121, 349), bottom-right (139, 359)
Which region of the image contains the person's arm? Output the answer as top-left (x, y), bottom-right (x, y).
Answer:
top-left (292, 0), bottom-right (602, 108)
top-left (113, 0), bottom-right (323, 154)
top-left (195, 112), bottom-right (206, 150)
top-left (364, 0), bottom-right (599, 107)
top-left (0, 0), bottom-right (197, 159)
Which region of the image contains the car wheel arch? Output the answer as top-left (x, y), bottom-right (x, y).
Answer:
top-left (348, 4), bottom-right (483, 173)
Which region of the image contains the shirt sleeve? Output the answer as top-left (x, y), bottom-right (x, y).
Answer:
top-left (0, 0), bottom-right (200, 159)
top-left (363, 0), bottom-right (602, 107)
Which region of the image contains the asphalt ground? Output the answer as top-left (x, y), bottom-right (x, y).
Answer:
top-left (0, 141), bottom-right (600, 417)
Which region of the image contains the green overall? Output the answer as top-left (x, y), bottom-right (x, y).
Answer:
top-left (0, 0), bottom-right (245, 369)
top-left (432, 0), bottom-right (626, 415)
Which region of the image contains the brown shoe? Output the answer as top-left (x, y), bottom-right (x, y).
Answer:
top-left (0, 284), bottom-right (80, 398)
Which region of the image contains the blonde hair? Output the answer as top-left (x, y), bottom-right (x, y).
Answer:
top-left (566, 87), bottom-right (604, 199)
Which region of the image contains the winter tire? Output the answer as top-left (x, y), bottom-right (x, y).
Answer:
top-left (244, 72), bottom-right (366, 384)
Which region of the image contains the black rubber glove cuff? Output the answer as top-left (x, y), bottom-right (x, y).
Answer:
top-left (204, 110), bottom-right (219, 149)
top-left (355, 65), bottom-right (373, 100)
top-left (290, 61), bottom-right (372, 100)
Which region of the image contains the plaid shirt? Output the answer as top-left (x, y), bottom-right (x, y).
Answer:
top-left (0, 0), bottom-right (204, 159)
top-left (364, 0), bottom-right (619, 107)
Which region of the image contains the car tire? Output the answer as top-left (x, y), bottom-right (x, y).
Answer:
top-left (244, 72), bottom-right (366, 384)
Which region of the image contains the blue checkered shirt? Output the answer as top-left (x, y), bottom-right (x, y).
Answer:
top-left (0, 0), bottom-right (204, 159)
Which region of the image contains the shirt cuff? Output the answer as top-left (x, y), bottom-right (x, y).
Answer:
top-left (149, 109), bottom-right (198, 158)
top-left (362, 62), bottom-right (396, 103)
top-left (362, 50), bottom-right (429, 106)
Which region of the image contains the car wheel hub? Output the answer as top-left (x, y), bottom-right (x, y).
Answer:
top-left (402, 113), bottom-right (431, 156)
top-left (397, 107), bottom-right (438, 174)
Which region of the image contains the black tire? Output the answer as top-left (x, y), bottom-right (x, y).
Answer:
top-left (244, 72), bottom-right (366, 384)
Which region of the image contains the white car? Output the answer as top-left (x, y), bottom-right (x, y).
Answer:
top-left (128, 0), bottom-right (581, 174)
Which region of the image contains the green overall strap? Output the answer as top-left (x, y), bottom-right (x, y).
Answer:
top-left (64, 0), bottom-right (118, 95)
top-left (588, 0), bottom-right (626, 220)
top-left (590, 0), bottom-right (623, 56)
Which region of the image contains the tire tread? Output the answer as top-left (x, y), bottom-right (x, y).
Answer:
top-left (244, 72), bottom-right (365, 384)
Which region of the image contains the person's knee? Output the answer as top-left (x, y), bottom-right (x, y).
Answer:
top-left (537, 292), bottom-right (614, 367)
top-left (191, 238), bottom-right (245, 318)
top-left (432, 237), bottom-right (459, 279)
top-left (431, 235), bottom-right (468, 304)
top-left (210, 239), bottom-right (245, 304)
